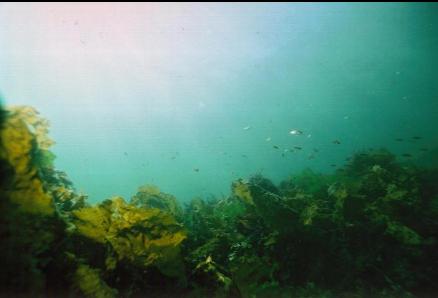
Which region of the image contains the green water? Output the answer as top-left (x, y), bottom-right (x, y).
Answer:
top-left (1, 3), bottom-right (438, 297)
top-left (1, 3), bottom-right (437, 203)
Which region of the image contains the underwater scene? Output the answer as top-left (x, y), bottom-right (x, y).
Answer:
top-left (1, 2), bottom-right (438, 298)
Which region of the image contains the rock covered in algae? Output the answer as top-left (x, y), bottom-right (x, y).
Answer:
top-left (71, 196), bottom-right (187, 278)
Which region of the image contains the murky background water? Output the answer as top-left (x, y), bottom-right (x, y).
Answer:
top-left (1, 3), bottom-right (437, 203)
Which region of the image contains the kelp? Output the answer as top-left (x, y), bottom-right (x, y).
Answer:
top-left (0, 106), bottom-right (65, 297)
top-left (190, 255), bottom-right (239, 298)
top-left (71, 197), bottom-right (186, 278)
top-left (73, 264), bottom-right (118, 298)
top-left (184, 151), bottom-right (438, 297)
top-left (0, 106), bottom-right (188, 297)
top-left (0, 106), bottom-right (55, 214)
top-left (131, 184), bottom-right (183, 220)
top-left (1, 105), bottom-right (438, 297)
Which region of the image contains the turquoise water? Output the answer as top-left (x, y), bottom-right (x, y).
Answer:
top-left (1, 3), bottom-right (437, 203)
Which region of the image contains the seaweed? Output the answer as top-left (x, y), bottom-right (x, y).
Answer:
top-left (131, 184), bottom-right (183, 221)
top-left (1, 105), bottom-right (438, 297)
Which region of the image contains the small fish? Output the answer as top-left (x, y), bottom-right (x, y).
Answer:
top-left (289, 129), bottom-right (303, 135)
top-left (420, 148), bottom-right (429, 152)
top-left (193, 168), bottom-right (200, 172)
top-left (401, 153), bottom-right (412, 158)
top-left (241, 154), bottom-right (248, 158)
top-left (307, 134), bottom-right (312, 138)
top-left (412, 136), bottom-right (422, 140)
top-left (308, 154), bottom-right (315, 160)
top-left (343, 115), bottom-right (350, 120)
top-left (293, 146), bottom-right (302, 150)
top-left (281, 153), bottom-right (285, 158)
top-left (171, 156), bottom-right (176, 160)
top-left (243, 126), bottom-right (251, 130)
top-left (124, 152), bottom-right (128, 156)
top-left (345, 157), bottom-right (351, 161)
top-left (395, 138), bottom-right (404, 142)
top-left (313, 148), bottom-right (319, 153)
top-left (332, 140), bottom-right (341, 145)
top-left (273, 145), bottom-right (280, 150)
top-left (330, 164), bottom-right (337, 167)
top-left (265, 137), bottom-right (271, 142)
top-left (283, 149), bottom-right (289, 153)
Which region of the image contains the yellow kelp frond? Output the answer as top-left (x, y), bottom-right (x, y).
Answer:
top-left (0, 106), bottom-right (54, 215)
top-left (192, 255), bottom-right (234, 296)
top-left (71, 202), bottom-right (112, 243)
top-left (232, 179), bottom-right (254, 206)
top-left (73, 264), bottom-right (117, 298)
top-left (143, 229), bottom-right (187, 278)
top-left (327, 182), bottom-right (348, 221)
top-left (327, 182), bottom-right (348, 202)
top-left (51, 183), bottom-right (87, 212)
top-left (71, 197), bottom-right (187, 278)
top-left (8, 105), bottom-right (55, 150)
top-left (301, 203), bottom-right (319, 226)
top-left (131, 184), bottom-right (183, 219)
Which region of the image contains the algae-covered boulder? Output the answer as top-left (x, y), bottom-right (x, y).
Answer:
top-left (71, 197), bottom-right (186, 279)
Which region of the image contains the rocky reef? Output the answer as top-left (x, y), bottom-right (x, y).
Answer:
top-left (1, 105), bottom-right (437, 297)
